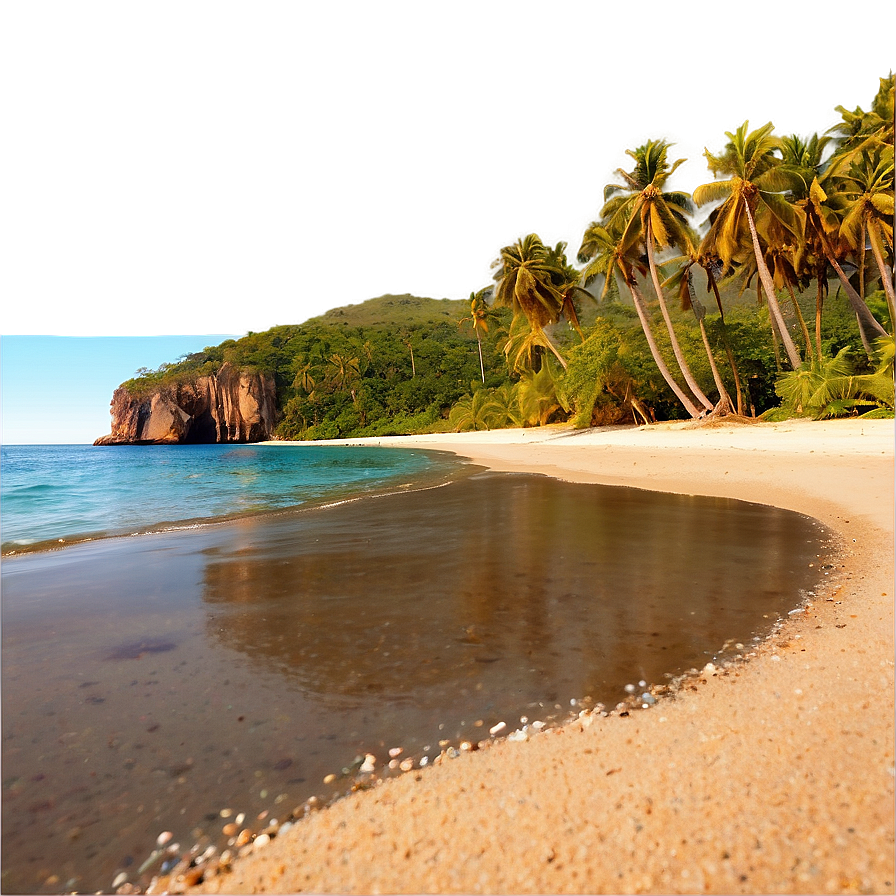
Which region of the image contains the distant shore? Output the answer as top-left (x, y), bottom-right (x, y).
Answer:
top-left (193, 419), bottom-right (894, 895)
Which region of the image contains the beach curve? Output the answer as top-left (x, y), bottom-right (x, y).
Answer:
top-left (187, 418), bottom-right (894, 895)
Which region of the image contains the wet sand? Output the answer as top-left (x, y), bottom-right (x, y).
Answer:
top-left (192, 419), bottom-right (894, 895)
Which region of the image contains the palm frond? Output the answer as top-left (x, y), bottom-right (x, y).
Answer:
top-left (693, 179), bottom-right (734, 207)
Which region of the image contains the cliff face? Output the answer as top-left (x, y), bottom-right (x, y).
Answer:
top-left (94, 363), bottom-right (278, 445)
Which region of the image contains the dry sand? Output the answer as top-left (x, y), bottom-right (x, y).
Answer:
top-left (193, 419), bottom-right (894, 895)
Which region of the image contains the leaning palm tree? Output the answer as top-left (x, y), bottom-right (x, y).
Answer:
top-left (694, 121), bottom-right (805, 369)
top-left (802, 175), bottom-right (890, 348)
top-left (832, 146), bottom-right (895, 327)
top-left (491, 234), bottom-right (575, 370)
top-left (578, 221), bottom-right (703, 418)
top-left (601, 140), bottom-right (714, 411)
top-left (826, 74), bottom-right (894, 178)
top-left (661, 253), bottom-right (736, 414)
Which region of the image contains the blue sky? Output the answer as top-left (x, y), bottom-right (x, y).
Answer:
top-left (1, 336), bottom-right (238, 444)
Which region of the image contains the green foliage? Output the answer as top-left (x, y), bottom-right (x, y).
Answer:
top-left (117, 76), bottom-right (893, 433)
top-left (517, 362), bottom-right (568, 427)
top-left (118, 296), bottom-right (516, 440)
top-left (448, 388), bottom-right (505, 432)
top-left (773, 346), bottom-right (895, 418)
top-left (564, 321), bottom-right (623, 427)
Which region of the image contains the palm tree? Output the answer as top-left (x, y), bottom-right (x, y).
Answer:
top-left (833, 146), bottom-right (895, 326)
top-left (776, 132), bottom-right (892, 354)
top-left (694, 121), bottom-right (805, 369)
top-left (826, 74), bottom-right (894, 177)
top-left (491, 234), bottom-right (575, 370)
top-left (802, 175), bottom-right (890, 347)
top-left (325, 353), bottom-right (360, 395)
top-left (516, 362), bottom-right (568, 427)
top-left (459, 287), bottom-right (497, 383)
top-left (661, 253), bottom-right (736, 414)
top-left (448, 388), bottom-right (504, 432)
top-left (601, 140), bottom-right (714, 411)
top-left (578, 221), bottom-right (703, 418)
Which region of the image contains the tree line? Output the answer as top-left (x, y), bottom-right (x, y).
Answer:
top-left (473, 74), bottom-right (893, 430)
top-left (122, 76), bottom-right (894, 437)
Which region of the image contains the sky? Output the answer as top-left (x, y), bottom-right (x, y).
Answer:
top-left (1, 0), bottom-right (893, 441)
top-left (0, 335), bottom-right (239, 443)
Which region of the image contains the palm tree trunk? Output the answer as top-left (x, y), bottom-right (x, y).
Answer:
top-left (868, 223), bottom-right (896, 330)
top-left (768, 315), bottom-right (783, 371)
top-left (784, 280), bottom-right (814, 359)
top-left (743, 202), bottom-right (803, 369)
top-left (537, 327), bottom-right (568, 371)
top-left (819, 234), bottom-right (889, 340)
top-left (706, 273), bottom-right (745, 415)
top-left (476, 332), bottom-right (485, 383)
top-left (859, 222), bottom-right (867, 302)
top-left (815, 274), bottom-right (824, 363)
top-left (624, 265), bottom-right (701, 418)
top-left (856, 312), bottom-right (874, 356)
top-left (697, 316), bottom-right (732, 411)
top-left (646, 229), bottom-right (713, 410)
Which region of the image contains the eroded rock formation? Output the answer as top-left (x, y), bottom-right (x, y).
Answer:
top-left (94, 363), bottom-right (278, 445)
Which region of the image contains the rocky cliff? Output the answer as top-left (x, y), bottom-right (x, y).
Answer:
top-left (94, 363), bottom-right (278, 445)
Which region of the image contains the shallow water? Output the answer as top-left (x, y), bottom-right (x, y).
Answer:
top-left (1, 469), bottom-right (834, 894)
top-left (0, 444), bottom-right (449, 553)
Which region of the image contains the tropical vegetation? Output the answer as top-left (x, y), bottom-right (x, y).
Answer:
top-left (120, 75), bottom-right (894, 437)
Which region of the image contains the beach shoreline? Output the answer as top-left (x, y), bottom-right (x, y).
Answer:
top-left (188, 419), bottom-right (894, 895)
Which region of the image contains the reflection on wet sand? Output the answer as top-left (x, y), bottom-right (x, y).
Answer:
top-left (1, 472), bottom-right (832, 894)
top-left (201, 473), bottom-right (828, 712)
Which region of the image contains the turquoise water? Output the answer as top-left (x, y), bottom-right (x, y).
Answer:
top-left (0, 444), bottom-right (454, 553)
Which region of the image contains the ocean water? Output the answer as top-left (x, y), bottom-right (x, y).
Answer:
top-left (0, 444), bottom-right (455, 553)
top-left (1, 444), bottom-right (836, 894)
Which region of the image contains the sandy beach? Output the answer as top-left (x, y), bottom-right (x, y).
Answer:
top-left (190, 418), bottom-right (894, 895)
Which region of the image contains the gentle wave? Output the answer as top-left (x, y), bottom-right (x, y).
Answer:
top-left (1, 444), bottom-right (466, 554)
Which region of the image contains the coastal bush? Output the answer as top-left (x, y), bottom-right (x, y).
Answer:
top-left (773, 345), bottom-right (895, 419)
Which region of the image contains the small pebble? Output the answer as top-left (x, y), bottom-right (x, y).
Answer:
top-left (641, 693), bottom-right (656, 706)
top-left (236, 829), bottom-right (253, 847)
top-left (235, 812), bottom-right (245, 826)
top-left (359, 754), bottom-right (376, 774)
top-left (388, 747), bottom-right (403, 758)
top-left (112, 872), bottom-right (128, 888)
top-left (624, 683), bottom-right (637, 694)
top-left (399, 758), bottom-right (414, 771)
top-left (530, 720), bottom-right (545, 730)
top-left (507, 730), bottom-right (528, 742)
top-left (419, 756), bottom-right (429, 767)
top-left (459, 741), bottom-right (473, 751)
top-left (220, 808), bottom-right (233, 818)
top-left (323, 774), bottom-right (336, 784)
top-left (489, 721), bottom-right (506, 735)
top-left (223, 823), bottom-right (238, 837)
top-left (156, 831), bottom-right (173, 848)
top-left (254, 833), bottom-right (271, 848)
